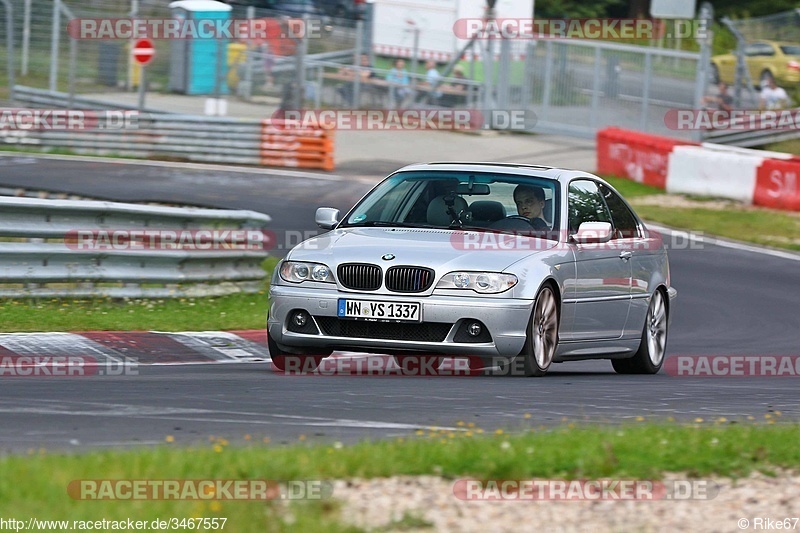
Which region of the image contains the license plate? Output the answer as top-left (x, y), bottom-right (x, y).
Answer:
top-left (337, 299), bottom-right (421, 322)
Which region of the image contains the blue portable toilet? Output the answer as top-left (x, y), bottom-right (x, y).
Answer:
top-left (168, 0), bottom-right (232, 95)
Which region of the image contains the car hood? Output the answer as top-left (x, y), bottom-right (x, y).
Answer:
top-left (286, 227), bottom-right (558, 272)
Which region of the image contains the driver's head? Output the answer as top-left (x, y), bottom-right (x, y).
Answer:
top-left (514, 185), bottom-right (545, 220)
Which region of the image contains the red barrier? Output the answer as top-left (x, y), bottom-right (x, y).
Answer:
top-left (597, 128), bottom-right (698, 189)
top-left (260, 120), bottom-right (335, 171)
top-left (754, 158), bottom-right (800, 211)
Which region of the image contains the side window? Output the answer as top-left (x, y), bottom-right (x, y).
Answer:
top-left (600, 184), bottom-right (640, 239)
top-left (744, 44), bottom-right (759, 57)
top-left (568, 180), bottom-right (611, 234)
top-left (758, 43), bottom-right (776, 57)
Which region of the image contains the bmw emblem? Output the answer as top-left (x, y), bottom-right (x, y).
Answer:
top-left (382, 254), bottom-right (396, 261)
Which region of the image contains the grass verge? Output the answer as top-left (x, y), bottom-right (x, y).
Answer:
top-left (0, 258), bottom-right (278, 333)
top-left (0, 422), bottom-right (796, 532)
top-left (603, 176), bottom-right (800, 252)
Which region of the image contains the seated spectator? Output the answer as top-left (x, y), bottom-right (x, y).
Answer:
top-left (423, 60), bottom-right (443, 104)
top-left (386, 59), bottom-right (412, 107)
top-left (440, 66), bottom-right (469, 107)
top-left (336, 54), bottom-right (376, 107)
top-left (702, 82), bottom-right (733, 112)
top-left (760, 78), bottom-right (791, 110)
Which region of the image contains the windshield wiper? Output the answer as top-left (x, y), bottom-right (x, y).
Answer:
top-left (348, 221), bottom-right (436, 229)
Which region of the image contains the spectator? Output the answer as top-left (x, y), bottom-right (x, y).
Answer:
top-left (702, 82), bottom-right (733, 112)
top-left (760, 78), bottom-right (791, 110)
top-left (386, 59), bottom-right (412, 107)
top-left (424, 60), bottom-right (443, 104)
top-left (441, 66), bottom-right (469, 107)
top-left (337, 54), bottom-right (376, 107)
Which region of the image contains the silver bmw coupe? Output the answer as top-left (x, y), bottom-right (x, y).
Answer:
top-left (268, 162), bottom-right (677, 376)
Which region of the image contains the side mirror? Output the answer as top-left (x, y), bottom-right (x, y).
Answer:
top-left (571, 222), bottom-right (613, 244)
top-left (315, 207), bottom-right (340, 230)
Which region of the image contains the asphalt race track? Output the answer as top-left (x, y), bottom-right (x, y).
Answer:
top-left (0, 155), bottom-right (798, 452)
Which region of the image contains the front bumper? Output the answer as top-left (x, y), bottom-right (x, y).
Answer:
top-left (268, 284), bottom-right (533, 357)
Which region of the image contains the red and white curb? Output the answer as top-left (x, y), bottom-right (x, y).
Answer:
top-left (0, 331), bottom-right (272, 366)
top-left (0, 331), bottom-right (477, 374)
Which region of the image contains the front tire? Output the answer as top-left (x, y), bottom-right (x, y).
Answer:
top-left (267, 333), bottom-right (330, 373)
top-left (520, 285), bottom-right (559, 377)
top-left (612, 289), bottom-right (668, 375)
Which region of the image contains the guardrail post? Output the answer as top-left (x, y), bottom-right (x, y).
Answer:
top-left (589, 46), bottom-right (602, 130)
top-left (640, 51), bottom-right (652, 132)
top-left (353, 20), bottom-right (364, 108)
top-left (49, 0), bottom-right (61, 92)
top-left (1, 0), bottom-right (15, 103)
top-left (21, 0), bottom-right (31, 77)
top-left (541, 41), bottom-right (554, 123)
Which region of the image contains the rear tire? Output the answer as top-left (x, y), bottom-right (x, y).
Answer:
top-left (267, 333), bottom-right (330, 373)
top-left (612, 289), bottom-right (668, 375)
top-left (520, 285), bottom-right (559, 377)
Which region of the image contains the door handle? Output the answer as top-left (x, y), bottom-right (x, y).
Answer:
top-left (619, 251), bottom-right (633, 261)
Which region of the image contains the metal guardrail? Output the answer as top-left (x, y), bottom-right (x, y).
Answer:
top-left (701, 111), bottom-right (800, 148)
top-left (11, 86), bottom-right (171, 115)
top-left (0, 196), bottom-right (272, 298)
top-left (6, 86), bottom-right (335, 169)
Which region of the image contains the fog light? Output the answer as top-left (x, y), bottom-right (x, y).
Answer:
top-left (467, 322), bottom-right (482, 337)
top-left (293, 312), bottom-right (308, 327)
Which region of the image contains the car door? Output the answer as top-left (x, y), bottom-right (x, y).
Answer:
top-left (567, 179), bottom-right (631, 341)
top-left (598, 183), bottom-right (651, 339)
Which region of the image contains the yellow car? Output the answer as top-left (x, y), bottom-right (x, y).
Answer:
top-left (711, 40), bottom-right (800, 87)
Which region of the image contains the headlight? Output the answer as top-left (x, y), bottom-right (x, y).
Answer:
top-left (436, 272), bottom-right (517, 294)
top-left (280, 261), bottom-right (335, 284)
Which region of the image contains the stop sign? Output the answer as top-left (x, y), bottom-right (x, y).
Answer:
top-left (133, 39), bottom-right (156, 66)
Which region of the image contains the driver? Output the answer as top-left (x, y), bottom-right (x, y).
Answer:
top-left (513, 185), bottom-right (549, 231)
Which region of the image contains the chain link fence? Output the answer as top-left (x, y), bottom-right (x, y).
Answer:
top-left (5, 0), bottom-right (363, 104)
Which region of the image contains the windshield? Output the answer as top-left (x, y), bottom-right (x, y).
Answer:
top-left (341, 171), bottom-right (561, 240)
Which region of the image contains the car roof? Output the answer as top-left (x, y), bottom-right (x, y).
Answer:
top-left (395, 161), bottom-right (592, 184)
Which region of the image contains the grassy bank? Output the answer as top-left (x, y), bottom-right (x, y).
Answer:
top-left (0, 422), bottom-right (796, 532)
top-left (0, 257), bottom-right (279, 333)
top-left (604, 176), bottom-right (800, 252)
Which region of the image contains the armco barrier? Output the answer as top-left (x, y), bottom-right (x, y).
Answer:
top-left (596, 128), bottom-right (698, 189)
top-left (3, 88), bottom-right (336, 171)
top-left (754, 158), bottom-right (800, 211)
top-left (597, 127), bottom-right (800, 212)
top-left (0, 196), bottom-right (272, 298)
top-left (261, 120), bottom-right (334, 171)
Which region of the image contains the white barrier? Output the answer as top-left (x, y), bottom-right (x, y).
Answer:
top-left (666, 145), bottom-right (764, 203)
top-left (599, 128), bottom-right (800, 211)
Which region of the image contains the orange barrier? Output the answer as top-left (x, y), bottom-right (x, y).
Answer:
top-left (596, 128), bottom-right (698, 189)
top-left (754, 158), bottom-right (800, 211)
top-left (260, 120), bottom-right (335, 171)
